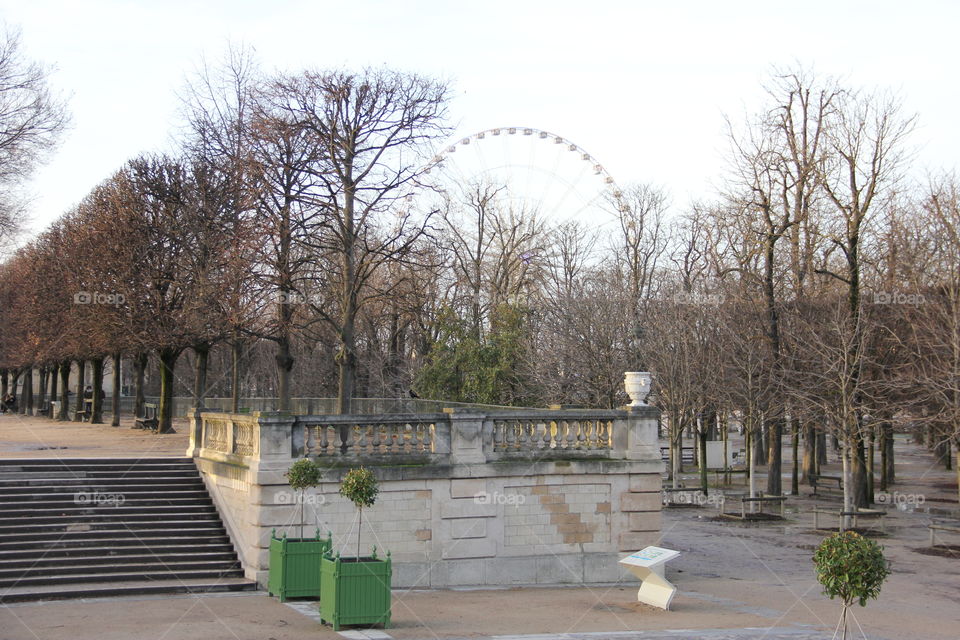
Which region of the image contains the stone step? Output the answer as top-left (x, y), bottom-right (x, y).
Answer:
top-left (0, 494), bottom-right (213, 507)
top-left (0, 576), bottom-right (257, 603)
top-left (0, 558), bottom-right (241, 580)
top-left (0, 519), bottom-right (225, 536)
top-left (0, 504), bottom-right (218, 522)
top-left (0, 477), bottom-right (205, 488)
top-left (0, 524), bottom-right (228, 545)
top-left (0, 533), bottom-right (233, 551)
top-left (0, 545), bottom-right (237, 563)
top-left (0, 567), bottom-right (245, 589)
top-left (0, 482), bottom-right (206, 495)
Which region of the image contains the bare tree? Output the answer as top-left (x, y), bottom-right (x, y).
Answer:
top-left (0, 27), bottom-right (69, 246)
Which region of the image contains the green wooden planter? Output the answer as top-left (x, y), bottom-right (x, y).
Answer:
top-left (319, 549), bottom-right (392, 630)
top-left (268, 529), bottom-right (331, 602)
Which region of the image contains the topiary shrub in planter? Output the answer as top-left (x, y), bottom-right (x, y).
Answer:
top-left (813, 531), bottom-right (890, 640)
top-left (320, 467), bottom-right (391, 630)
top-left (268, 458), bottom-right (328, 602)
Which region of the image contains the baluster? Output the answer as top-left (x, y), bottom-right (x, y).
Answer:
top-left (564, 420), bottom-right (576, 449)
top-left (357, 423), bottom-right (368, 454)
top-left (404, 423), bottom-right (414, 453)
top-left (417, 422), bottom-right (431, 451)
top-left (505, 421), bottom-right (517, 450)
top-left (493, 421), bottom-right (504, 451)
top-left (576, 420), bottom-right (586, 449)
top-left (372, 423), bottom-right (382, 453)
top-left (540, 422), bottom-right (550, 449)
top-left (601, 420), bottom-right (611, 448)
top-left (517, 420), bottom-right (529, 448)
top-left (305, 424), bottom-right (317, 456)
top-left (345, 424), bottom-right (355, 453)
top-left (319, 424), bottom-right (329, 454)
top-left (381, 424), bottom-right (392, 454)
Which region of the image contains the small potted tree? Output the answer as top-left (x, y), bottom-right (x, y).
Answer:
top-left (268, 458), bottom-right (330, 602)
top-left (813, 531), bottom-right (890, 640)
top-left (320, 467), bottom-right (392, 630)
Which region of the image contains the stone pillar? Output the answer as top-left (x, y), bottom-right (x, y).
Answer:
top-left (625, 405), bottom-right (661, 461)
top-left (443, 409), bottom-right (487, 464)
top-left (249, 412), bottom-right (297, 481)
top-left (185, 408), bottom-right (203, 457)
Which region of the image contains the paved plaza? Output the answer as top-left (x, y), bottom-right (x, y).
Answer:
top-left (1, 414), bottom-right (958, 640)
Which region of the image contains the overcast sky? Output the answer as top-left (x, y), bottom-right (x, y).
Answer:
top-left (2, 0), bottom-right (958, 237)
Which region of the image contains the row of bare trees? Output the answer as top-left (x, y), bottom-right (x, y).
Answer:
top-left (0, 56), bottom-right (956, 508)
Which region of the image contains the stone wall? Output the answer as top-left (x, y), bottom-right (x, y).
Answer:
top-left (189, 406), bottom-right (663, 588)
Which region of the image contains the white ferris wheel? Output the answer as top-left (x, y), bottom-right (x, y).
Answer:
top-left (423, 126), bottom-right (626, 226)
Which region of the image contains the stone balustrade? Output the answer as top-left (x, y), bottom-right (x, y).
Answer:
top-left (188, 405), bottom-right (659, 468)
top-left (186, 402), bottom-right (663, 590)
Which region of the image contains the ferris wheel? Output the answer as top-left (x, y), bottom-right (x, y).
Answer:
top-left (423, 127), bottom-right (626, 226)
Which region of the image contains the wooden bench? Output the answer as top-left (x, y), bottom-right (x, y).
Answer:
top-left (75, 399), bottom-right (93, 422)
top-left (810, 474), bottom-right (843, 496)
top-left (928, 523), bottom-right (960, 546)
top-left (729, 494), bottom-right (787, 519)
top-left (814, 507), bottom-right (887, 533)
top-left (134, 403), bottom-right (159, 432)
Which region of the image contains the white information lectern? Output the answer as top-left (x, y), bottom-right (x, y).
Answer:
top-left (619, 546), bottom-right (680, 610)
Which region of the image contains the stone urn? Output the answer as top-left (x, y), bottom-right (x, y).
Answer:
top-left (624, 371), bottom-right (652, 407)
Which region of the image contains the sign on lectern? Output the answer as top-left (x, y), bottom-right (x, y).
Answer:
top-left (619, 546), bottom-right (680, 610)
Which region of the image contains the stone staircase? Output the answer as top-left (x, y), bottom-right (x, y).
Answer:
top-left (0, 457), bottom-right (256, 602)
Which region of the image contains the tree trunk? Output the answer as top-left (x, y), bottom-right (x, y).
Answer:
top-left (767, 415), bottom-right (783, 496)
top-left (73, 360), bottom-right (86, 420)
top-left (275, 335), bottom-right (294, 413)
top-left (791, 417), bottom-right (799, 496)
top-left (49, 364), bottom-right (58, 410)
top-left (0, 369), bottom-right (7, 401)
top-left (753, 422), bottom-right (767, 466)
top-left (133, 352), bottom-right (146, 419)
top-left (866, 422), bottom-right (875, 502)
top-left (851, 431), bottom-right (869, 508)
top-left (58, 362), bottom-right (70, 421)
top-left (111, 353), bottom-right (121, 427)
top-left (698, 417), bottom-right (708, 496)
top-left (231, 336), bottom-right (241, 413)
top-left (37, 367), bottom-right (47, 414)
top-left (158, 349), bottom-right (179, 434)
top-left (90, 357), bottom-right (104, 424)
top-left (802, 422), bottom-right (816, 484)
top-left (884, 424), bottom-right (895, 485)
top-left (21, 367), bottom-right (33, 415)
top-left (817, 429), bottom-right (828, 467)
top-left (193, 342), bottom-right (210, 409)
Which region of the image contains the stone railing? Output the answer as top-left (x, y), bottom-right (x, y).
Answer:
top-left (188, 405), bottom-right (659, 470)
